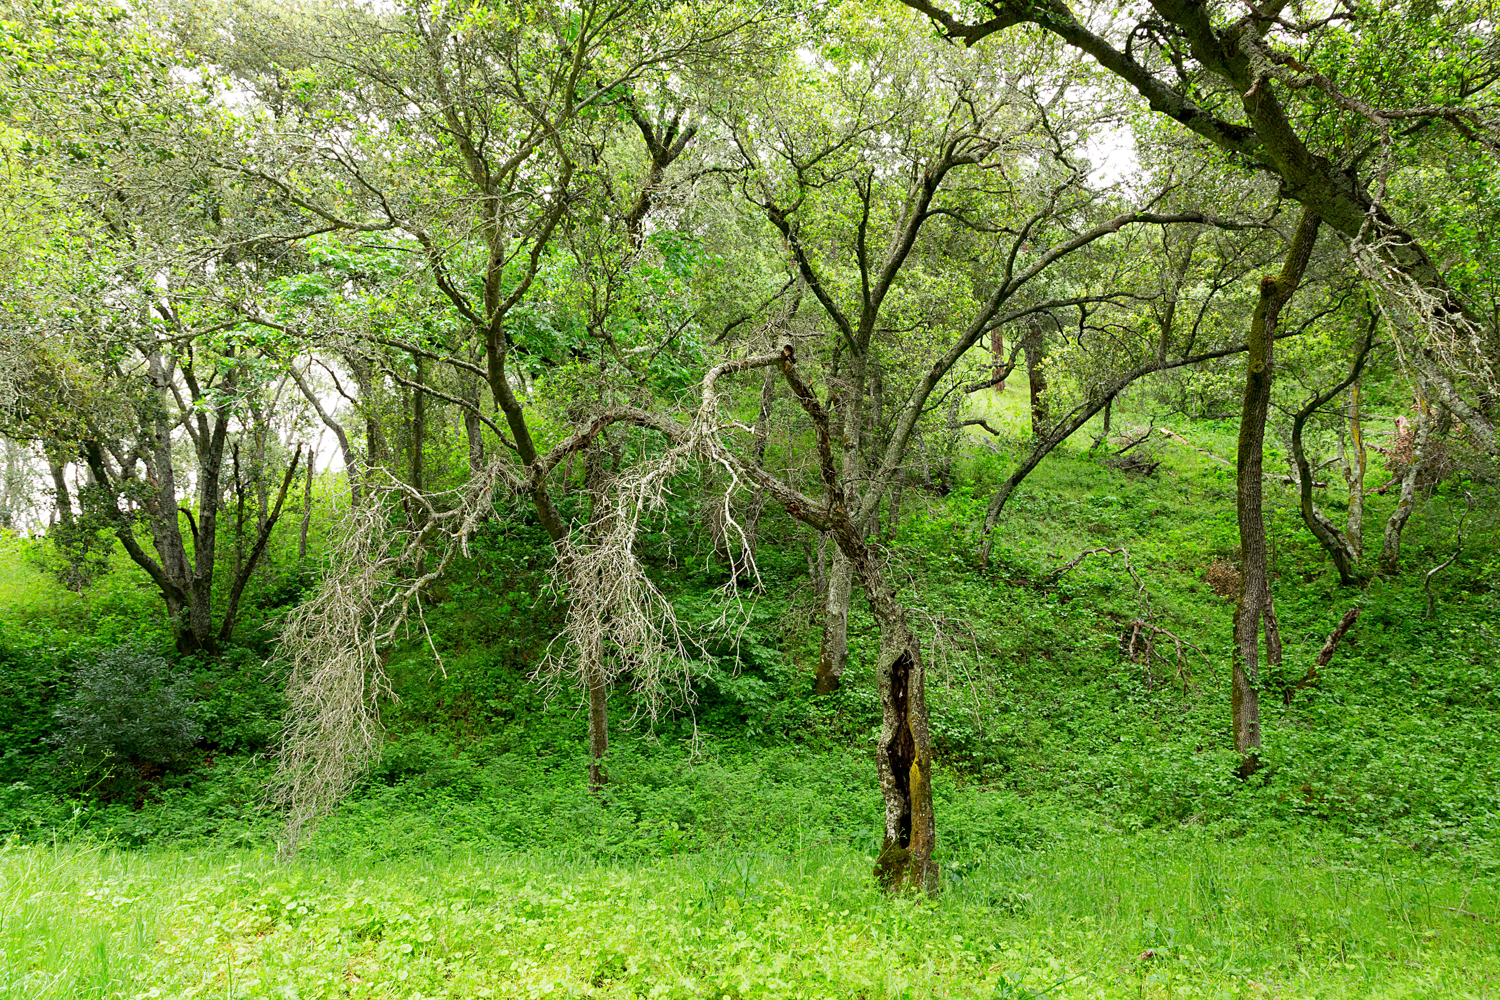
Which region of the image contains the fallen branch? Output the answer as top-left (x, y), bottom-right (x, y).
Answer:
top-left (1441, 906), bottom-right (1496, 924)
top-left (1157, 428), bottom-right (1329, 485)
top-left (1113, 421), bottom-right (1156, 456)
top-left (1284, 605), bottom-right (1361, 704)
top-left (953, 418), bottom-right (1005, 437)
top-left (1125, 619), bottom-right (1204, 693)
top-left (1042, 547), bottom-right (1147, 611)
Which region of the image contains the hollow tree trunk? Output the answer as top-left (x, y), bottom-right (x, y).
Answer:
top-left (772, 348), bottom-right (937, 892)
top-left (835, 530), bottom-right (936, 892)
top-left (1233, 208), bottom-right (1318, 776)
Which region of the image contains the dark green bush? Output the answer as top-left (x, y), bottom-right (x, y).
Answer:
top-left (52, 645), bottom-right (202, 789)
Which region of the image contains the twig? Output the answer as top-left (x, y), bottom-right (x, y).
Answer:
top-left (1441, 905), bottom-right (1496, 924)
top-left (1424, 491), bottom-right (1474, 619)
top-left (1125, 619), bottom-right (1204, 692)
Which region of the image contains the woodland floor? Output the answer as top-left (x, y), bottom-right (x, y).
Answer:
top-left (2, 387), bottom-right (1498, 999)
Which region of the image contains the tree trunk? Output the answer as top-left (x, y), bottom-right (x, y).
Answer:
top-left (772, 349), bottom-right (938, 892)
top-left (463, 374), bottom-right (485, 475)
top-left (410, 356), bottom-right (426, 495)
top-left (990, 326), bottom-right (1006, 390)
top-left (299, 440), bottom-right (316, 562)
top-left (1023, 317), bottom-right (1049, 437)
top-left (1290, 332), bottom-right (1373, 586)
top-left (47, 453), bottom-right (74, 527)
top-left (815, 349), bottom-right (870, 693)
top-left (1232, 208), bottom-right (1318, 776)
top-left (587, 658), bottom-right (609, 793)
top-left (1379, 389), bottom-right (1432, 575)
top-left (1340, 380), bottom-right (1366, 558)
top-left (836, 533), bottom-right (936, 893)
top-left (743, 367), bottom-right (777, 560)
top-left (815, 550), bottom-right (853, 694)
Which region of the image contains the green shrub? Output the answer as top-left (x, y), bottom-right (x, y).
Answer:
top-left (52, 645), bottom-right (202, 791)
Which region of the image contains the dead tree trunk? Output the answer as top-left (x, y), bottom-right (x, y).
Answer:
top-left (1233, 208), bottom-right (1318, 777)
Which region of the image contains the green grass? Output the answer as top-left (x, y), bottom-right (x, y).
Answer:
top-left (2, 830), bottom-right (1496, 999)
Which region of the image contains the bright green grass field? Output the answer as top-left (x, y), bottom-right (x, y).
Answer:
top-left (4, 831), bottom-right (1497, 1000)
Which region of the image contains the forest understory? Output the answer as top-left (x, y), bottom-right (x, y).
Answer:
top-left (4, 393), bottom-right (1497, 999)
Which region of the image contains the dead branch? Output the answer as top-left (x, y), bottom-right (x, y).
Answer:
top-left (1425, 491), bottom-right (1474, 619)
top-left (1285, 605), bottom-right (1361, 704)
top-left (1041, 546), bottom-right (1148, 615)
top-left (1125, 618), bottom-right (1204, 693)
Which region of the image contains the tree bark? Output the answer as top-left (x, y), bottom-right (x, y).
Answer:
top-left (815, 348), bottom-right (870, 694)
top-left (815, 551), bottom-right (853, 694)
top-left (299, 441), bottom-right (316, 562)
top-left (1378, 389), bottom-right (1432, 575)
top-left (586, 656), bottom-right (609, 794)
top-left (772, 350), bottom-right (937, 892)
top-left (47, 453), bottom-right (74, 527)
top-left (1339, 380), bottom-right (1366, 558)
top-left (742, 366), bottom-right (777, 560)
top-left (1022, 317), bottom-right (1049, 437)
top-left (1290, 330), bottom-right (1374, 586)
top-left (1233, 207), bottom-right (1319, 776)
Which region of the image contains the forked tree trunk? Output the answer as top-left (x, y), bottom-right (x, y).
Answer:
top-left (1233, 208), bottom-right (1318, 777)
top-left (772, 349), bottom-right (937, 891)
top-left (1290, 330), bottom-right (1373, 586)
top-left (1379, 389), bottom-right (1432, 575)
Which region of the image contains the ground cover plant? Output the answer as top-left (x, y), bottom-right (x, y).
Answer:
top-left (2, 0), bottom-right (1499, 994)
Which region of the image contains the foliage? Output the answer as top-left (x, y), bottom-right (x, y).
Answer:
top-left (50, 645), bottom-right (202, 791)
